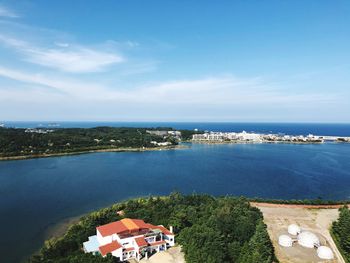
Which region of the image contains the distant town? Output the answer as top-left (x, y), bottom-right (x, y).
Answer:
top-left (192, 131), bottom-right (350, 143)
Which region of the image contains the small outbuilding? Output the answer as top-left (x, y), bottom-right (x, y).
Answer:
top-left (297, 231), bottom-right (320, 248)
top-left (288, 224), bottom-right (301, 236)
top-left (317, 246), bottom-right (334, 260)
top-left (278, 235), bottom-right (293, 247)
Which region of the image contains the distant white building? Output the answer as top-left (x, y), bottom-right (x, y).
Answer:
top-left (150, 141), bottom-right (172, 146)
top-left (236, 131), bottom-right (261, 142)
top-left (192, 132), bottom-right (224, 141)
top-left (83, 218), bottom-right (175, 261)
top-left (192, 131), bottom-right (262, 142)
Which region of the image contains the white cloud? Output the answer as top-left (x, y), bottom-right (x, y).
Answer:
top-left (0, 65), bottom-right (336, 104)
top-left (0, 34), bottom-right (124, 73)
top-left (25, 47), bottom-right (123, 73)
top-left (0, 5), bottom-right (18, 18)
top-left (0, 65), bottom-right (344, 121)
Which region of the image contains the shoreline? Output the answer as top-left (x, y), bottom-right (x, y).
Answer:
top-left (44, 214), bottom-right (85, 241)
top-left (0, 144), bottom-right (188, 161)
top-left (48, 199), bottom-right (350, 240)
top-left (191, 140), bottom-right (350, 145)
top-left (192, 140), bottom-right (325, 145)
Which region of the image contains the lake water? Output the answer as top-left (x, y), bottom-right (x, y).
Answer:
top-left (1, 123), bottom-right (350, 262)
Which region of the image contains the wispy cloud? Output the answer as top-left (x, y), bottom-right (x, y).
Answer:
top-left (0, 64), bottom-right (343, 121)
top-left (0, 5), bottom-right (18, 18)
top-left (0, 34), bottom-right (124, 73)
top-left (0, 65), bottom-right (336, 104)
top-left (26, 46), bottom-right (124, 73)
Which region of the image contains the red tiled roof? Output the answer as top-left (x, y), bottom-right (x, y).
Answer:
top-left (121, 218), bottom-right (139, 231)
top-left (142, 223), bottom-right (172, 235)
top-left (154, 225), bottom-right (174, 236)
top-left (99, 241), bottom-right (122, 256)
top-left (97, 218), bottom-right (173, 237)
top-left (124, 247), bottom-right (135, 251)
top-left (149, 240), bottom-right (166, 246)
top-left (97, 218), bottom-right (152, 237)
top-left (132, 219), bottom-right (150, 229)
top-left (97, 221), bottom-right (128, 237)
top-left (135, 236), bottom-right (148, 247)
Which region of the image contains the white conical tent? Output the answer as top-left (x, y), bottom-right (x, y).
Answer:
top-left (278, 235), bottom-right (293, 247)
top-left (317, 246), bottom-right (334, 259)
top-left (297, 231), bottom-right (320, 248)
top-left (288, 224), bottom-right (301, 236)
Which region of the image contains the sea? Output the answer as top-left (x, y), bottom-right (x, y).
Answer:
top-left (0, 122), bottom-right (350, 262)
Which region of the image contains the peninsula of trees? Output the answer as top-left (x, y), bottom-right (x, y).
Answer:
top-left (0, 126), bottom-right (199, 159)
top-left (30, 193), bottom-right (276, 263)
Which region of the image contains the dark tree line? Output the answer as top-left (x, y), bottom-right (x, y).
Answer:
top-left (332, 206), bottom-right (350, 262)
top-left (0, 127), bottom-right (193, 157)
top-left (29, 193), bottom-right (275, 263)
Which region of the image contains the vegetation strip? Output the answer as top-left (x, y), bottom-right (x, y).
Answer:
top-left (0, 126), bottom-right (199, 160)
top-left (331, 206), bottom-right (350, 262)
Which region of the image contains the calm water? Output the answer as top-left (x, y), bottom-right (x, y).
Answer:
top-left (1, 123), bottom-right (350, 262)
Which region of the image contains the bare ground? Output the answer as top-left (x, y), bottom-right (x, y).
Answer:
top-left (252, 203), bottom-right (345, 263)
top-left (128, 246), bottom-right (185, 263)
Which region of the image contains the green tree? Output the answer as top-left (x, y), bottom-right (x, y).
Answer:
top-left (332, 205), bottom-right (350, 260)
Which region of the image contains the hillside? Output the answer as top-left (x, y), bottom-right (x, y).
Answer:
top-left (29, 193), bottom-right (275, 263)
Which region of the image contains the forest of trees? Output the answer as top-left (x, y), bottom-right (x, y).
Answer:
top-left (29, 193), bottom-right (276, 263)
top-left (332, 206), bottom-right (350, 262)
top-left (0, 127), bottom-right (198, 157)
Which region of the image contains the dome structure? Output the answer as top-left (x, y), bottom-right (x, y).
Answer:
top-left (278, 235), bottom-right (293, 247)
top-left (297, 231), bottom-right (320, 248)
top-left (288, 224), bottom-right (301, 236)
top-left (317, 246), bottom-right (334, 260)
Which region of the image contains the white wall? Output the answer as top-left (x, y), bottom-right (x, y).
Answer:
top-left (97, 230), bottom-right (113, 246)
top-left (111, 247), bottom-right (123, 260)
top-left (164, 234), bottom-right (175, 246)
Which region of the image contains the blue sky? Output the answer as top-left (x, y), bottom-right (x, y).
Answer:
top-left (0, 1), bottom-right (349, 122)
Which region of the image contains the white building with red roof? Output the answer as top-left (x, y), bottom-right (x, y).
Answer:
top-left (83, 218), bottom-right (175, 261)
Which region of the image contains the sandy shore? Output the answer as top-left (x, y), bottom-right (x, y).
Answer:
top-left (44, 214), bottom-right (84, 240)
top-left (0, 144), bottom-right (188, 161)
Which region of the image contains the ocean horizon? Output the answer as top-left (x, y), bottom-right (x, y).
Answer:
top-left (2, 121), bottom-right (350, 136)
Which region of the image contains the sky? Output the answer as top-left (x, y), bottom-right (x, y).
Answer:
top-left (0, 0), bottom-right (349, 122)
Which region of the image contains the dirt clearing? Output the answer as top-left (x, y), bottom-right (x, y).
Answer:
top-left (252, 203), bottom-right (345, 263)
